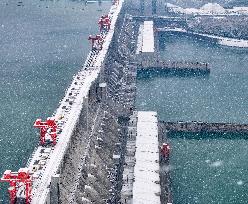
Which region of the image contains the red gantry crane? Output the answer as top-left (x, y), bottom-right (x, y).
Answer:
top-left (88, 35), bottom-right (103, 50)
top-left (0, 168), bottom-right (32, 204)
top-left (98, 15), bottom-right (111, 32)
top-left (34, 117), bottom-right (58, 146)
top-left (160, 143), bottom-right (170, 161)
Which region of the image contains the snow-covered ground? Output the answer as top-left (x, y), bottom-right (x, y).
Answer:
top-left (218, 37), bottom-right (248, 47)
top-left (159, 27), bottom-right (248, 48)
top-left (142, 21), bottom-right (155, 53)
top-left (166, 3), bottom-right (248, 16)
top-left (192, 31), bottom-right (248, 48)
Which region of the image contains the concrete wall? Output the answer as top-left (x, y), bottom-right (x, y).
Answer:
top-left (126, 0), bottom-right (166, 16)
top-left (160, 121), bottom-right (248, 133)
top-left (54, 6), bottom-right (139, 204)
top-left (104, 13), bottom-right (138, 117)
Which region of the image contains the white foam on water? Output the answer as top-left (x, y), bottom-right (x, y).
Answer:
top-left (237, 180), bottom-right (243, 185)
top-left (140, 102), bottom-right (147, 106)
top-left (161, 164), bottom-right (174, 173)
top-left (209, 160), bottom-right (223, 167)
top-left (205, 159), bottom-right (210, 163)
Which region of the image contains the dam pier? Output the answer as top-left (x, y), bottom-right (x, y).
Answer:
top-left (160, 121), bottom-right (248, 133)
top-left (138, 60), bottom-right (209, 75)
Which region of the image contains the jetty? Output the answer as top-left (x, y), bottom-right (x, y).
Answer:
top-left (160, 121), bottom-right (248, 133)
top-left (135, 19), bottom-right (209, 75)
top-left (138, 60), bottom-right (210, 74)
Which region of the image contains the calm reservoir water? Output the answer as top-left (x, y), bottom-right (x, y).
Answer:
top-left (0, 0), bottom-right (111, 201)
top-left (136, 32), bottom-right (248, 203)
top-left (169, 132), bottom-right (248, 204)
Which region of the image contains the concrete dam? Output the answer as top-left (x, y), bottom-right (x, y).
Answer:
top-left (1, 0), bottom-right (248, 204)
top-left (1, 1), bottom-right (164, 203)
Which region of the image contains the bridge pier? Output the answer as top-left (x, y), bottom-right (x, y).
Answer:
top-left (50, 174), bottom-right (60, 204)
top-left (99, 82), bottom-right (107, 102)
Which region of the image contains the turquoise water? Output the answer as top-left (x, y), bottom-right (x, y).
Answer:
top-left (137, 33), bottom-right (248, 123)
top-left (169, 132), bottom-right (248, 204)
top-left (0, 0), bottom-right (111, 201)
top-left (1, 0), bottom-right (247, 202)
top-left (136, 33), bottom-right (248, 203)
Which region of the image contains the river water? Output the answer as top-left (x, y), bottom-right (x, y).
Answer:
top-left (0, 0), bottom-right (111, 201)
top-left (136, 32), bottom-right (248, 203)
top-left (1, 0), bottom-right (248, 203)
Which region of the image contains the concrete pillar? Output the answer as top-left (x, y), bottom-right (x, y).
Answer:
top-left (152, 0), bottom-right (157, 15)
top-left (83, 97), bottom-right (89, 132)
top-left (157, 0), bottom-right (165, 15)
top-left (99, 83), bottom-right (107, 102)
top-left (50, 174), bottom-right (60, 204)
top-left (139, 0), bottom-right (144, 15)
top-left (144, 0), bottom-right (149, 16)
top-left (88, 82), bottom-right (95, 100)
top-left (78, 96), bottom-right (89, 133)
